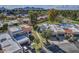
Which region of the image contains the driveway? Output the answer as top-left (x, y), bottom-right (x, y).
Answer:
top-left (57, 43), bottom-right (79, 53)
top-left (49, 40), bottom-right (79, 53)
top-left (73, 41), bottom-right (79, 49)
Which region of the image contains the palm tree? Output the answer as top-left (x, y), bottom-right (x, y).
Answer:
top-left (0, 13), bottom-right (8, 22)
top-left (65, 33), bottom-right (74, 42)
top-left (48, 9), bottom-right (58, 23)
top-left (28, 11), bottom-right (38, 28)
top-left (41, 29), bottom-right (52, 44)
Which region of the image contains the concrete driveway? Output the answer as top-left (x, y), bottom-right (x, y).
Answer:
top-left (58, 43), bottom-right (79, 53)
top-left (49, 40), bottom-right (79, 53)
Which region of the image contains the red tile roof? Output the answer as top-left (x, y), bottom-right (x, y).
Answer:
top-left (64, 29), bottom-right (73, 33)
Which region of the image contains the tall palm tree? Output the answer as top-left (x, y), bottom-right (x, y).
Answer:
top-left (28, 11), bottom-right (38, 28)
top-left (48, 9), bottom-right (58, 23)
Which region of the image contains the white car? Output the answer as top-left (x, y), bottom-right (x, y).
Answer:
top-left (23, 46), bottom-right (29, 53)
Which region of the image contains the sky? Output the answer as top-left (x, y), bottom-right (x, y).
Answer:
top-left (0, 5), bottom-right (79, 10)
top-left (0, 5), bottom-right (57, 9)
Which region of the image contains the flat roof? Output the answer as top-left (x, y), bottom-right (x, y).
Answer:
top-left (49, 24), bottom-right (57, 33)
top-left (20, 24), bottom-right (31, 28)
top-left (17, 37), bottom-right (29, 44)
top-left (8, 26), bottom-right (22, 33)
top-left (0, 33), bottom-right (22, 53)
top-left (40, 23), bottom-right (79, 34)
top-left (23, 18), bottom-right (30, 21)
top-left (20, 24), bottom-right (32, 32)
top-left (51, 24), bottom-right (65, 33)
top-left (8, 20), bottom-right (19, 25)
top-left (69, 27), bottom-right (79, 33)
top-left (37, 15), bottom-right (48, 20)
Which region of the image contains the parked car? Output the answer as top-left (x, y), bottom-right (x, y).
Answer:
top-left (22, 46), bottom-right (29, 53)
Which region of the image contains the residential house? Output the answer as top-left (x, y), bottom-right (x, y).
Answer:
top-left (0, 33), bottom-right (23, 53)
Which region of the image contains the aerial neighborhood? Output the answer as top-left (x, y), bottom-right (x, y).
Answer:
top-left (1, 6), bottom-right (79, 53)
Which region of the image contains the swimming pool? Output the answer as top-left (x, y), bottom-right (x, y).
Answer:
top-left (13, 32), bottom-right (27, 41)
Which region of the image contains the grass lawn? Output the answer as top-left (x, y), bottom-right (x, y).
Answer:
top-left (37, 20), bottom-right (60, 26)
top-left (37, 20), bottom-right (49, 26)
top-left (72, 21), bottom-right (79, 24)
top-left (51, 21), bottom-right (60, 24)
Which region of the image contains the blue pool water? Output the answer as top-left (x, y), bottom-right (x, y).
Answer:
top-left (13, 33), bottom-right (26, 41)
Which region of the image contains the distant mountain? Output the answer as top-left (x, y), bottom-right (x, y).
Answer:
top-left (12, 7), bottom-right (45, 10)
top-left (0, 7), bottom-right (45, 15)
top-left (0, 6), bottom-right (79, 10)
top-left (23, 7), bottom-right (44, 10)
top-left (55, 5), bottom-right (79, 10)
top-left (0, 6), bottom-right (79, 14)
top-left (0, 7), bottom-right (6, 10)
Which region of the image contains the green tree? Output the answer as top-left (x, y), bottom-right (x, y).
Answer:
top-left (65, 33), bottom-right (74, 42)
top-left (41, 29), bottom-right (52, 44)
top-left (48, 9), bottom-right (58, 23)
top-left (0, 23), bottom-right (8, 32)
top-left (0, 13), bottom-right (7, 21)
top-left (28, 11), bottom-right (38, 28)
